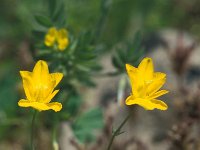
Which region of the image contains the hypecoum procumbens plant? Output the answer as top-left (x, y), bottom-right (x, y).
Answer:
top-left (18, 60), bottom-right (63, 150)
top-left (18, 0), bottom-right (109, 149)
top-left (18, 57), bottom-right (169, 149)
top-left (125, 57), bottom-right (168, 110)
top-left (16, 0), bottom-right (170, 149)
top-left (18, 60), bottom-right (63, 112)
top-left (106, 57), bottom-right (169, 150)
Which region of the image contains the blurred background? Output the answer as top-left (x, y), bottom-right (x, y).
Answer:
top-left (1, 0), bottom-right (200, 150)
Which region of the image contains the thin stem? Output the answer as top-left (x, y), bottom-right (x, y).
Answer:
top-left (31, 110), bottom-right (38, 150)
top-left (106, 113), bottom-right (131, 150)
top-left (52, 118), bottom-right (59, 150)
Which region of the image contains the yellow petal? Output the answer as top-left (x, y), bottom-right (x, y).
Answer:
top-left (44, 90), bottom-right (59, 103)
top-left (126, 64), bottom-right (138, 86)
top-left (20, 71), bottom-right (34, 101)
top-left (153, 72), bottom-right (166, 79)
top-left (147, 77), bottom-right (166, 95)
top-left (18, 99), bottom-right (62, 112)
top-left (57, 29), bottom-right (69, 51)
top-left (150, 99), bottom-right (168, 110)
top-left (126, 64), bottom-right (137, 76)
top-left (45, 35), bottom-right (55, 46)
top-left (125, 96), bottom-right (153, 109)
top-left (125, 96), bottom-right (167, 110)
top-left (33, 60), bottom-right (49, 74)
top-left (58, 38), bottom-right (69, 50)
top-left (138, 57), bottom-right (154, 80)
top-left (148, 90), bottom-right (169, 99)
top-left (32, 60), bottom-right (50, 84)
top-left (46, 102), bottom-right (62, 112)
top-left (126, 64), bottom-right (143, 96)
top-left (51, 73), bottom-right (63, 87)
top-left (125, 95), bottom-right (135, 105)
top-left (44, 27), bottom-right (57, 47)
top-left (48, 27), bottom-right (57, 35)
top-left (57, 29), bottom-right (67, 38)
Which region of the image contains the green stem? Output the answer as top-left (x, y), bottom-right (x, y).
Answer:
top-left (31, 110), bottom-right (37, 150)
top-left (52, 119), bottom-right (59, 150)
top-left (106, 113), bottom-right (131, 150)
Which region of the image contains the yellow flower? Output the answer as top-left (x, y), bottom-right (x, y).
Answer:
top-left (44, 27), bottom-right (69, 51)
top-left (125, 57), bottom-right (169, 110)
top-left (57, 29), bottom-right (69, 51)
top-left (44, 27), bottom-right (57, 47)
top-left (18, 60), bottom-right (63, 112)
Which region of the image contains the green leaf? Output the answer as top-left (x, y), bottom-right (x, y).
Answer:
top-left (47, 0), bottom-right (57, 17)
top-left (116, 48), bottom-right (127, 63)
top-left (68, 39), bottom-right (78, 55)
top-left (35, 14), bottom-right (52, 27)
top-left (112, 54), bottom-right (124, 70)
top-left (131, 31), bottom-right (142, 51)
top-left (76, 52), bottom-right (96, 60)
top-left (72, 108), bottom-right (104, 143)
top-left (32, 30), bottom-right (45, 42)
top-left (64, 94), bottom-right (82, 116)
top-left (89, 64), bottom-right (102, 71)
top-left (52, 1), bottom-right (66, 26)
top-left (126, 31), bottom-right (143, 62)
top-left (78, 77), bottom-right (96, 87)
top-left (111, 31), bottom-right (144, 72)
top-left (76, 72), bottom-right (96, 87)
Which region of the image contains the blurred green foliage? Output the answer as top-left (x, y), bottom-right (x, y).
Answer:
top-left (2, 0), bottom-right (200, 45)
top-left (0, 62), bottom-right (19, 139)
top-left (112, 31), bottom-right (144, 73)
top-left (1, 0), bottom-right (200, 147)
top-left (33, 0), bottom-right (103, 89)
top-left (72, 108), bottom-right (104, 143)
top-left (29, 0), bottom-right (105, 144)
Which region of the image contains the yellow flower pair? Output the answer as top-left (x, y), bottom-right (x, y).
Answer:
top-left (18, 57), bottom-right (168, 112)
top-left (44, 27), bottom-right (69, 51)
